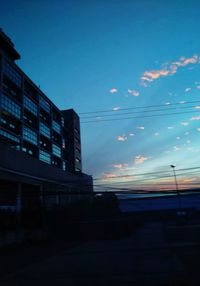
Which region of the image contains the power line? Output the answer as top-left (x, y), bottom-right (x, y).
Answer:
top-left (81, 104), bottom-right (199, 119)
top-left (79, 100), bottom-right (200, 115)
top-left (93, 166), bottom-right (200, 181)
top-left (81, 110), bottom-right (200, 124)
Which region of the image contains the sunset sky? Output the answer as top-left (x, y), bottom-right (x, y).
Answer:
top-left (2, 0), bottom-right (200, 190)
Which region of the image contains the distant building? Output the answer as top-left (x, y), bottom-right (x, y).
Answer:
top-left (0, 29), bottom-right (93, 211)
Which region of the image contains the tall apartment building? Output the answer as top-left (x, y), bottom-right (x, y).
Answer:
top-left (0, 29), bottom-right (93, 210)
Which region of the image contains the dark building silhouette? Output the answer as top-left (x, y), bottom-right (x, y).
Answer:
top-left (0, 29), bottom-right (93, 211)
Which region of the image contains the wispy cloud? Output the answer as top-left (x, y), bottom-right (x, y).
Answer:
top-left (154, 132), bottom-right (159, 136)
top-left (197, 128), bottom-right (200, 132)
top-left (173, 146), bottom-right (181, 151)
top-left (112, 164), bottom-right (126, 170)
top-left (129, 133), bottom-right (135, 136)
top-left (109, 88), bottom-right (118, 94)
top-left (137, 126), bottom-right (145, 130)
top-left (185, 87), bottom-right (192, 92)
top-left (194, 106), bottom-right (200, 109)
top-left (190, 115), bottom-right (200, 121)
top-left (181, 122), bottom-right (189, 126)
top-left (117, 135), bottom-right (127, 141)
top-left (112, 107), bottom-right (120, 111)
top-left (167, 126), bottom-right (174, 130)
top-left (127, 89), bottom-right (140, 97)
top-left (141, 55), bottom-right (199, 86)
top-left (134, 155), bottom-right (149, 165)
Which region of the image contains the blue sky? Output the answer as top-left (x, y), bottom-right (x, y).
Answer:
top-left (1, 0), bottom-right (200, 190)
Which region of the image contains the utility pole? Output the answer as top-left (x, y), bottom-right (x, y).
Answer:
top-left (170, 165), bottom-right (182, 213)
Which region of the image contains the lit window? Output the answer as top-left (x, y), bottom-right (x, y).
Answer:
top-left (40, 96), bottom-right (50, 113)
top-left (0, 129), bottom-right (20, 143)
top-left (23, 126), bottom-right (38, 145)
top-left (52, 144), bottom-right (61, 158)
top-left (39, 150), bottom-right (51, 164)
top-left (52, 120), bottom-right (61, 134)
top-left (24, 96), bottom-right (38, 116)
top-left (40, 122), bottom-right (50, 138)
top-left (2, 94), bottom-right (21, 119)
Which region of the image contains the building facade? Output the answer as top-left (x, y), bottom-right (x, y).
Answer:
top-left (0, 29), bottom-right (93, 211)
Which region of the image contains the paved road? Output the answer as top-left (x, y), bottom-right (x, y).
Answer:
top-left (2, 220), bottom-right (200, 286)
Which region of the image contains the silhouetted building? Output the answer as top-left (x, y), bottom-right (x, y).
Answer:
top-left (0, 29), bottom-right (93, 211)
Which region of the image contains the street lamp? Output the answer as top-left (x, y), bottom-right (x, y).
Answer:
top-left (170, 165), bottom-right (182, 213)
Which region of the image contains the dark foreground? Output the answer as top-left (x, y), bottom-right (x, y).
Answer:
top-left (1, 212), bottom-right (200, 285)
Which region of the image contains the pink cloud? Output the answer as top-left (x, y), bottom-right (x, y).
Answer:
top-left (117, 135), bottom-right (127, 141)
top-left (109, 88), bottom-right (118, 94)
top-left (102, 173), bottom-right (117, 179)
top-left (141, 55), bottom-right (200, 86)
top-left (134, 155), bottom-right (149, 165)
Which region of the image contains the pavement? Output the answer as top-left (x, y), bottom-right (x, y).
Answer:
top-left (1, 219), bottom-right (200, 286)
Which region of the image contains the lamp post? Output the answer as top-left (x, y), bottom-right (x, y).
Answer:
top-left (170, 165), bottom-right (182, 212)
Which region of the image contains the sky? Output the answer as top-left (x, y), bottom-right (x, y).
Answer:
top-left (1, 0), bottom-right (200, 191)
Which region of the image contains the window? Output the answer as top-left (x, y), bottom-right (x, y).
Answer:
top-left (52, 144), bottom-right (61, 158)
top-left (62, 138), bottom-right (65, 149)
top-left (61, 117), bottom-right (65, 127)
top-left (39, 150), bottom-right (51, 164)
top-left (1, 94), bottom-right (21, 119)
top-left (74, 128), bottom-right (79, 134)
top-left (24, 96), bottom-right (38, 116)
top-left (23, 126), bottom-right (37, 145)
top-left (62, 161), bottom-right (66, 171)
top-left (40, 122), bottom-right (50, 138)
top-left (40, 96), bottom-right (50, 113)
top-left (3, 60), bottom-right (22, 87)
top-left (52, 120), bottom-right (61, 134)
top-left (0, 129), bottom-right (20, 143)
